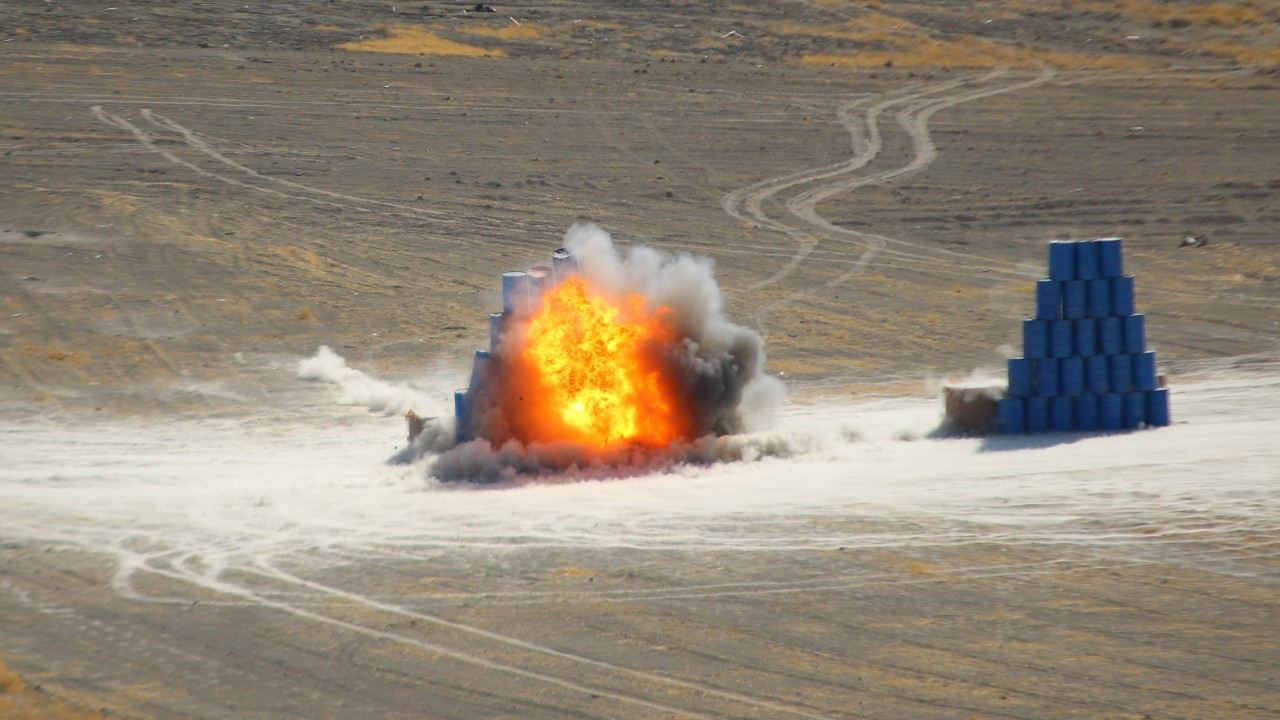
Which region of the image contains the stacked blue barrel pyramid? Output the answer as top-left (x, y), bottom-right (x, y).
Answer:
top-left (999, 238), bottom-right (1171, 434)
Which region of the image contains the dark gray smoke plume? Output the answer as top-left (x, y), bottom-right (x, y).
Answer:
top-left (565, 223), bottom-right (777, 437)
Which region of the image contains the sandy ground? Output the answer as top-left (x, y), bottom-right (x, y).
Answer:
top-left (1, 1), bottom-right (1278, 718)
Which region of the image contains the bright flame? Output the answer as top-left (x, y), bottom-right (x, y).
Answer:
top-left (519, 276), bottom-right (685, 447)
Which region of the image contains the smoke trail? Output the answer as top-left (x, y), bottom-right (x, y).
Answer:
top-left (298, 345), bottom-right (437, 417)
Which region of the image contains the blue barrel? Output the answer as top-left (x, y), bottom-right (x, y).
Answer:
top-left (1050, 396), bottom-right (1073, 432)
top-left (501, 270), bottom-right (531, 316)
top-left (1088, 278), bottom-right (1112, 318)
top-left (454, 389), bottom-right (471, 442)
top-left (1112, 275), bottom-right (1136, 316)
top-left (1075, 395), bottom-right (1099, 431)
top-left (1109, 353), bottom-right (1133, 393)
top-left (1124, 314), bottom-right (1146, 354)
top-left (1123, 392), bottom-right (1146, 429)
top-left (1050, 319), bottom-right (1074, 358)
top-left (1007, 357), bottom-right (1033, 397)
top-left (1060, 356), bottom-right (1085, 396)
top-left (1074, 318), bottom-right (1097, 356)
top-left (489, 312), bottom-right (507, 355)
top-left (1023, 319), bottom-right (1049, 359)
top-left (1076, 240), bottom-right (1099, 280)
top-left (1035, 358), bottom-right (1059, 397)
top-left (1048, 241), bottom-right (1077, 281)
top-left (1098, 237), bottom-right (1124, 277)
top-left (1087, 354), bottom-right (1110, 394)
top-left (469, 350), bottom-right (492, 394)
top-left (998, 397), bottom-right (1025, 434)
top-left (1146, 389), bottom-right (1171, 427)
top-left (1100, 316), bottom-right (1123, 355)
top-left (1133, 351), bottom-right (1158, 391)
top-left (1063, 280), bottom-right (1087, 320)
top-left (1035, 280), bottom-right (1061, 320)
top-left (1026, 396), bottom-right (1049, 433)
top-left (1099, 393), bottom-right (1122, 431)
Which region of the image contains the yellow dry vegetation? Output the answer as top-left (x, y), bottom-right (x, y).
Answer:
top-left (780, 14), bottom-right (1158, 69)
top-left (1195, 39), bottom-right (1280, 66)
top-left (1073, 0), bottom-right (1266, 27)
top-left (571, 20), bottom-right (625, 31)
top-left (797, 29), bottom-right (1153, 70)
top-left (0, 659), bottom-right (23, 694)
top-left (0, 657), bottom-right (106, 720)
top-left (24, 345), bottom-right (92, 365)
top-left (1030, 49), bottom-right (1156, 70)
top-left (896, 558), bottom-right (944, 576)
top-left (313, 24), bottom-right (343, 32)
top-left (808, 0), bottom-right (885, 8)
top-left (460, 22), bottom-right (549, 40)
top-left (336, 24), bottom-right (505, 57)
top-left (777, 14), bottom-right (918, 41)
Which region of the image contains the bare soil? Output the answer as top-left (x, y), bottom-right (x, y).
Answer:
top-left (1, 2), bottom-right (1278, 718)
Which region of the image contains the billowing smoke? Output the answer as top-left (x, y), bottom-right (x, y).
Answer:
top-left (309, 224), bottom-right (788, 481)
top-left (563, 223), bottom-right (784, 438)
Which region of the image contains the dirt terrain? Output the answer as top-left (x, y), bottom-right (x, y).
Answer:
top-left (1, 1), bottom-right (1278, 719)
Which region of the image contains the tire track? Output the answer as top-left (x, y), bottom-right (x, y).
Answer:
top-left (721, 68), bottom-right (1057, 334)
top-left (91, 106), bottom-right (538, 246)
top-left (113, 548), bottom-right (839, 720)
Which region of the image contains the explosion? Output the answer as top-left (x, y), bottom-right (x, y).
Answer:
top-left (517, 276), bottom-right (686, 448)
top-left (405, 223), bottom-right (786, 480)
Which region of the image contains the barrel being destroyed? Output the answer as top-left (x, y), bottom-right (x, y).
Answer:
top-left (421, 224), bottom-right (783, 474)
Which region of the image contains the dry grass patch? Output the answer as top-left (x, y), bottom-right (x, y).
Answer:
top-left (337, 24), bottom-right (504, 57)
top-left (796, 28), bottom-right (1153, 70)
top-left (1195, 39), bottom-right (1280, 66)
top-left (0, 658), bottom-right (106, 720)
top-left (0, 658), bottom-right (24, 695)
top-left (1074, 0), bottom-right (1266, 27)
top-left (24, 345), bottom-right (92, 365)
top-left (460, 21), bottom-right (549, 40)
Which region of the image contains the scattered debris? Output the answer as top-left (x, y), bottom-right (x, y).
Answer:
top-left (1180, 232), bottom-right (1209, 247)
top-left (406, 409), bottom-right (426, 442)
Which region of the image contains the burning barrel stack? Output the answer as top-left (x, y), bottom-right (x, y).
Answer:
top-left (998, 238), bottom-right (1171, 434)
top-left (454, 248), bottom-right (579, 443)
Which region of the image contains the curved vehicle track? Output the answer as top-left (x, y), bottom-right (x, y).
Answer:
top-left (722, 68), bottom-right (1056, 333)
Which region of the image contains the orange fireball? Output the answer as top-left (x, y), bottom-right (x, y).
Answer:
top-left (513, 276), bottom-right (686, 448)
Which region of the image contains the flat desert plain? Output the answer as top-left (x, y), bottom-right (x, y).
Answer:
top-left (1, 2), bottom-right (1277, 719)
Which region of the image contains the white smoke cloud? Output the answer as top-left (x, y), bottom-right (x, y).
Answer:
top-left (298, 345), bottom-right (438, 417)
